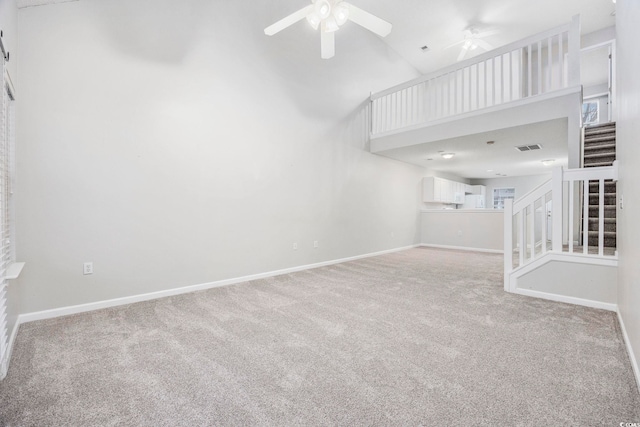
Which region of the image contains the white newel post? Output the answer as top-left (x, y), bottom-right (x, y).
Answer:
top-left (504, 198), bottom-right (513, 292)
top-left (552, 166), bottom-right (564, 252)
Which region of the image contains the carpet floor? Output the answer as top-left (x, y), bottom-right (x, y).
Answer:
top-left (1, 247), bottom-right (639, 426)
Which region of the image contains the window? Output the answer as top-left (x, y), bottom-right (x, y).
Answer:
top-left (493, 187), bottom-right (515, 210)
top-left (0, 62), bottom-right (16, 379)
top-left (582, 100), bottom-right (599, 125)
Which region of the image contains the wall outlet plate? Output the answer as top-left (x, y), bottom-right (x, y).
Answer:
top-left (83, 262), bottom-right (93, 275)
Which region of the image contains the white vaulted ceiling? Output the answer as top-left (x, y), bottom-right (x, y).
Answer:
top-left (356, 0), bottom-right (615, 74)
top-left (18, 0), bottom-right (617, 179)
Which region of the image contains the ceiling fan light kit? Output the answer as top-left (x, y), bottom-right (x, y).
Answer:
top-left (264, 0), bottom-right (392, 59)
top-left (446, 27), bottom-right (498, 62)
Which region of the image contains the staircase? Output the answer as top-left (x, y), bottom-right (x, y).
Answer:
top-left (583, 122), bottom-right (617, 248)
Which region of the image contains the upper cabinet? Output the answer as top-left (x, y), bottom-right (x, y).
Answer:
top-left (466, 185), bottom-right (486, 196)
top-left (423, 177), bottom-right (466, 204)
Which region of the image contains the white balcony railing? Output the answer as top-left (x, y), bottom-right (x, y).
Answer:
top-left (504, 162), bottom-right (618, 280)
top-left (370, 16), bottom-right (581, 136)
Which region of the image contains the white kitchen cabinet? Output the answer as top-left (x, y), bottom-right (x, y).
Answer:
top-left (424, 177), bottom-right (441, 202)
top-left (468, 185), bottom-right (486, 196)
top-left (423, 177), bottom-right (466, 204)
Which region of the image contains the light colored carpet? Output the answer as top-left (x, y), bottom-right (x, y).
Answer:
top-left (1, 247), bottom-right (638, 426)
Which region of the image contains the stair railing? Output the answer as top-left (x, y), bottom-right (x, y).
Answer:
top-left (370, 16), bottom-right (581, 137)
top-left (504, 162), bottom-right (618, 282)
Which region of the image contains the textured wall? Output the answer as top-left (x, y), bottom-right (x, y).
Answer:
top-left (16, 0), bottom-right (424, 313)
top-left (616, 0), bottom-right (640, 385)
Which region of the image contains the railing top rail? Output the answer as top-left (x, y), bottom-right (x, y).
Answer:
top-left (371, 21), bottom-right (573, 101)
top-left (563, 162), bottom-right (618, 182)
top-left (513, 180), bottom-right (553, 212)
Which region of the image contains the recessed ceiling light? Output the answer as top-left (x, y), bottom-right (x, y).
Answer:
top-left (487, 169), bottom-right (494, 172)
top-left (441, 153), bottom-right (455, 159)
top-left (421, 45), bottom-right (430, 52)
top-left (426, 158), bottom-right (433, 161)
top-left (541, 159), bottom-right (555, 166)
top-left (486, 140), bottom-right (495, 145)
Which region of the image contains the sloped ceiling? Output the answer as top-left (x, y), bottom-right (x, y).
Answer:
top-left (17, 0), bottom-right (617, 179)
top-left (362, 0), bottom-right (616, 74)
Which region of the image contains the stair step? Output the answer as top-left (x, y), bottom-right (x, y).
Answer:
top-left (585, 122), bottom-right (616, 130)
top-left (588, 218), bottom-right (617, 225)
top-left (588, 222), bottom-right (616, 232)
top-left (584, 135), bottom-right (616, 144)
top-left (585, 127), bottom-right (615, 134)
top-left (587, 231), bottom-right (617, 237)
top-left (584, 152), bottom-right (616, 159)
top-left (585, 161), bottom-right (616, 167)
top-left (584, 143), bottom-right (616, 151)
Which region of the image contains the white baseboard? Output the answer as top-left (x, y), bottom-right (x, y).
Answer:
top-left (513, 288), bottom-right (617, 312)
top-left (419, 243), bottom-right (503, 254)
top-left (617, 308), bottom-right (640, 395)
top-left (19, 244), bottom-right (421, 324)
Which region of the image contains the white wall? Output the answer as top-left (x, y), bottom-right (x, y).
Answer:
top-left (616, 0), bottom-right (640, 386)
top-left (15, 0), bottom-right (424, 314)
top-left (471, 174), bottom-right (551, 209)
top-left (421, 210), bottom-right (503, 252)
top-left (0, 0), bottom-right (17, 83)
top-left (516, 260), bottom-right (617, 306)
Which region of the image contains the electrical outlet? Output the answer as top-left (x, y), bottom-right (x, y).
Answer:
top-left (391, 232), bottom-right (395, 238)
top-left (83, 262), bottom-right (93, 275)
top-left (313, 240), bottom-right (318, 248)
top-left (620, 195), bottom-right (624, 210)
top-left (293, 242), bottom-right (298, 250)
top-left (457, 230), bottom-right (463, 236)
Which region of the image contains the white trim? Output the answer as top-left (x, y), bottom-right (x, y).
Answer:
top-left (0, 314), bottom-right (20, 380)
top-left (617, 308), bottom-right (640, 395)
top-left (420, 209), bottom-right (502, 214)
top-left (371, 86), bottom-right (582, 140)
top-left (580, 38), bottom-right (616, 53)
top-left (583, 92), bottom-right (609, 100)
top-left (5, 262), bottom-right (25, 280)
top-left (510, 251), bottom-right (617, 281)
top-left (419, 243), bottom-right (503, 254)
top-left (513, 288), bottom-right (617, 312)
top-left (507, 251), bottom-right (618, 293)
top-left (19, 244), bottom-right (421, 324)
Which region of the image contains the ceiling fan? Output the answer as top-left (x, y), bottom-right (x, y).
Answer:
top-left (264, 0), bottom-right (392, 59)
top-left (447, 28), bottom-right (497, 61)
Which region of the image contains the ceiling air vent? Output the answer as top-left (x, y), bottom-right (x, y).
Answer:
top-left (515, 144), bottom-right (543, 152)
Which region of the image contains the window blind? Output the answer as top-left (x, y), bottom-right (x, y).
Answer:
top-left (0, 56), bottom-right (14, 379)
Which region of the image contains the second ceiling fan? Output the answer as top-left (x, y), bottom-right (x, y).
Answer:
top-left (264, 0), bottom-right (392, 59)
top-left (447, 28), bottom-right (498, 61)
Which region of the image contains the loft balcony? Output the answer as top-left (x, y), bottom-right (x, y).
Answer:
top-left (369, 16), bottom-right (584, 171)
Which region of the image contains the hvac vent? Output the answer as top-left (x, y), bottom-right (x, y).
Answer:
top-left (515, 144), bottom-right (543, 152)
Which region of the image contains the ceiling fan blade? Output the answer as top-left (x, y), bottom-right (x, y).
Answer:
top-left (444, 39), bottom-right (465, 50)
top-left (264, 4), bottom-right (314, 36)
top-left (475, 29), bottom-right (499, 38)
top-left (344, 3), bottom-right (392, 37)
top-left (475, 39), bottom-right (494, 51)
top-left (457, 46), bottom-right (469, 62)
top-left (321, 30), bottom-right (335, 59)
